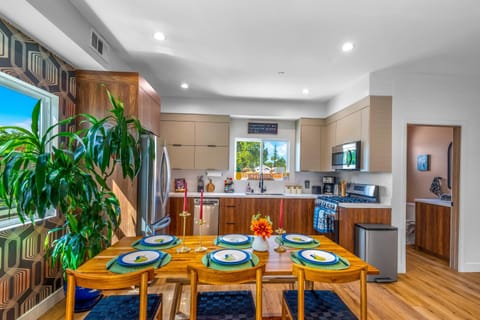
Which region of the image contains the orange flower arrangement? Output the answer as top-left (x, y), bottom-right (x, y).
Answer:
top-left (250, 212), bottom-right (273, 239)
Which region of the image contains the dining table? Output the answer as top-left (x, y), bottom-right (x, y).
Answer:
top-left (76, 234), bottom-right (379, 277)
top-left (76, 234), bottom-right (378, 320)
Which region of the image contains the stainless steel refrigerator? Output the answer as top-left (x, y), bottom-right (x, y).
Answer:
top-left (137, 133), bottom-right (171, 236)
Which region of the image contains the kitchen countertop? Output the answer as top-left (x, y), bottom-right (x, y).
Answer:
top-left (415, 198), bottom-right (452, 207)
top-left (169, 192), bottom-right (318, 199)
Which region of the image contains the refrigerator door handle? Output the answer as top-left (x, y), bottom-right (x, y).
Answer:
top-left (159, 145), bottom-right (171, 211)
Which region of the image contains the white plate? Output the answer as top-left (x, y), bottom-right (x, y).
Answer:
top-left (220, 234), bottom-right (250, 245)
top-left (117, 250), bottom-right (161, 266)
top-left (298, 249), bottom-right (339, 265)
top-left (141, 235), bottom-right (176, 246)
top-left (283, 234), bottom-right (314, 244)
top-left (210, 249), bottom-right (250, 265)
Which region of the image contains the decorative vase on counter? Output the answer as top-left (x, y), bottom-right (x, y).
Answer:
top-left (252, 236), bottom-right (269, 252)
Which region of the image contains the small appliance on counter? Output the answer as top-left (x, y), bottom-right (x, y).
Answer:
top-left (223, 177), bottom-right (234, 193)
top-left (197, 175), bottom-right (204, 192)
top-left (322, 176), bottom-right (336, 194)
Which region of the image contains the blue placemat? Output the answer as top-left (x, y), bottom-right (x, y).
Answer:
top-left (106, 252), bottom-right (171, 274)
top-left (214, 236), bottom-right (253, 249)
top-left (290, 251), bottom-right (349, 270)
top-left (202, 252), bottom-right (259, 271)
top-left (131, 238), bottom-right (181, 250)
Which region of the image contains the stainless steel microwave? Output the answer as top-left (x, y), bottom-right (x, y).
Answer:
top-left (331, 141), bottom-right (361, 170)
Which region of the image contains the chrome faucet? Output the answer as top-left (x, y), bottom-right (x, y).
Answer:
top-left (259, 172), bottom-right (267, 193)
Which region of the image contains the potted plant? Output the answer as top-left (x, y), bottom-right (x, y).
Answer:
top-left (0, 89), bottom-right (143, 307)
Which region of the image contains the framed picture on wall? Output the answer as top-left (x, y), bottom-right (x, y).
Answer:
top-left (417, 154), bottom-right (430, 171)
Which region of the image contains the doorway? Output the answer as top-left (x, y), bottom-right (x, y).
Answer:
top-left (406, 124), bottom-right (460, 270)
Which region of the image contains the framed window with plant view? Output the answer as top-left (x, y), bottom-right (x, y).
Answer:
top-left (235, 138), bottom-right (289, 180)
top-left (0, 72), bottom-right (59, 230)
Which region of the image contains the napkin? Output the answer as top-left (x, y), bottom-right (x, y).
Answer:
top-left (290, 251), bottom-right (350, 270)
top-left (106, 252), bottom-right (171, 274)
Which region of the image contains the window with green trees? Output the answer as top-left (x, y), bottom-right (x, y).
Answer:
top-left (235, 139), bottom-right (288, 180)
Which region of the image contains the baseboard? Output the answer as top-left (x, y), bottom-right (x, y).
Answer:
top-left (17, 288), bottom-right (64, 320)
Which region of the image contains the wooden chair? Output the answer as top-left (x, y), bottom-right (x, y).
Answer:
top-left (65, 268), bottom-right (162, 320)
top-left (187, 264), bottom-right (265, 320)
top-left (281, 263), bottom-right (368, 320)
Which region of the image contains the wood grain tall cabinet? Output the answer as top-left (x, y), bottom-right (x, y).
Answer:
top-left (75, 70), bottom-right (161, 238)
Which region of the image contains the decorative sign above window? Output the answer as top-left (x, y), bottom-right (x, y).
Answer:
top-left (248, 122), bottom-right (278, 134)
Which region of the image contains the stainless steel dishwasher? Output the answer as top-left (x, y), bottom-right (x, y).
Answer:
top-left (193, 198), bottom-right (219, 235)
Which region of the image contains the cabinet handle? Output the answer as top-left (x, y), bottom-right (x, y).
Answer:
top-left (172, 144), bottom-right (182, 147)
top-left (226, 205), bottom-right (236, 208)
top-left (226, 222), bottom-right (236, 225)
top-left (207, 145), bottom-right (217, 148)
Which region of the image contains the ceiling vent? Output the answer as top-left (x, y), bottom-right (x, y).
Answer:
top-left (89, 28), bottom-right (109, 62)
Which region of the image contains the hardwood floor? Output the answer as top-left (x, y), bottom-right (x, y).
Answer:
top-left (39, 246), bottom-right (480, 319)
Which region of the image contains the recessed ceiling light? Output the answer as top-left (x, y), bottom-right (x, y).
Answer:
top-left (302, 88), bottom-right (309, 95)
top-left (342, 42), bottom-right (354, 52)
top-left (181, 83), bottom-right (189, 89)
top-left (153, 32), bottom-right (166, 41)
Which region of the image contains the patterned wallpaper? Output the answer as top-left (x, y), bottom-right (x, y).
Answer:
top-left (0, 18), bottom-right (76, 320)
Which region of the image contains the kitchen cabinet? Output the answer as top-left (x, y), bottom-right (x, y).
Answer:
top-left (320, 121), bottom-right (336, 172)
top-left (167, 197), bottom-right (194, 236)
top-left (327, 96), bottom-right (392, 172)
top-left (295, 118), bottom-right (324, 172)
top-left (160, 113), bottom-right (230, 170)
top-left (76, 70), bottom-right (161, 237)
top-left (335, 110), bottom-right (362, 145)
top-left (337, 206), bottom-right (391, 253)
top-left (415, 201), bottom-right (450, 260)
top-left (219, 197), bottom-right (316, 235)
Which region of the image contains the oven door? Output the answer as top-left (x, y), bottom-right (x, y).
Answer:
top-left (313, 206), bottom-right (337, 240)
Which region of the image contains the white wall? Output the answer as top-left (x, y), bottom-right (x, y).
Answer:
top-left (391, 72), bottom-right (480, 272)
top-left (162, 96), bottom-right (329, 119)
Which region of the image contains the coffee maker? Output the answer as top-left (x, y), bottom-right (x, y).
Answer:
top-left (322, 176), bottom-right (336, 194)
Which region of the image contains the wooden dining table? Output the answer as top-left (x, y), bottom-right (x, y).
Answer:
top-left (76, 234), bottom-right (379, 277)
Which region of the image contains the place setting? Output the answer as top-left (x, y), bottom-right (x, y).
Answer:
top-left (131, 234), bottom-right (181, 250)
top-left (105, 249), bottom-right (172, 273)
top-left (276, 233), bottom-right (320, 249)
top-left (214, 234), bottom-right (253, 249)
top-left (202, 248), bottom-right (259, 271)
top-left (290, 249), bottom-right (350, 270)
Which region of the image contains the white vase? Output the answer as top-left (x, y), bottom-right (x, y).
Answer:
top-left (252, 236), bottom-right (269, 252)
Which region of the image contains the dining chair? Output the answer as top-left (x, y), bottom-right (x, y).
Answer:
top-left (187, 264), bottom-right (265, 320)
top-left (65, 268), bottom-right (162, 320)
top-left (281, 263), bottom-right (368, 320)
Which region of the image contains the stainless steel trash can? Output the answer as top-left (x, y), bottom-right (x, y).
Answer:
top-left (355, 224), bottom-right (398, 282)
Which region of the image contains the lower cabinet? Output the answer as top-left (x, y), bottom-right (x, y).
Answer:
top-left (415, 201), bottom-right (450, 260)
top-left (167, 197), bottom-right (194, 236)
top-left (337, 207), bottom-right (391, 253)
top-left (219, 197), bottom-right (316, 235)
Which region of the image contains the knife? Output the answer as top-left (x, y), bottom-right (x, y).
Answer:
top-left (338, 256), bottom-right (349, 267)
top-left (290, 252), bottom-right (305, 266)
top-left (154, 252), bottom-right (167, 269)
top-left (106, 257), bottom-right (116, 270)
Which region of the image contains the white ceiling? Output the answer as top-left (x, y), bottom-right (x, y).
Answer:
top-left (4, 0), bottom-right (480, 104)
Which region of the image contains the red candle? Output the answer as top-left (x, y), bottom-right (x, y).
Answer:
top-left (199, 190), bottom-right (204, 220)
top-left (183, 181), bottom-right (188, 212)
top-left (279, 198), bottom-right (284, 229)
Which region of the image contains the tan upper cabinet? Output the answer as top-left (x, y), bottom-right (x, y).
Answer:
top-left (335, 110), bottom-right (362, 145)
top-left (159, 120), bottom-right (194, 146)
top-left (325, 95), bottom-right (392, 172)
top-left (160, 113), bottom-right (230, 170)
top-left (195, 122), bottom-right (229, 146)
top-left (320, 121), bottom-right (336, 172)
top-left (295, 118), bottom-right (323, 172)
